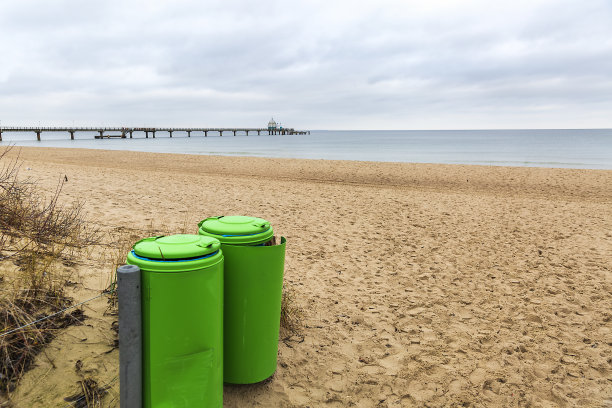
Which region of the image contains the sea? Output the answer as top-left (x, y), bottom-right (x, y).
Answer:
top-left (1, 129), bottom-right (611, 170)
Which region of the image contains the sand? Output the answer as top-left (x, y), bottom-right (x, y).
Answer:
top-left (3, 146), bottom-right (611, 407)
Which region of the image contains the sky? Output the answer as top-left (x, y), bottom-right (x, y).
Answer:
top-left (0, 0), bottom-right (611, 130)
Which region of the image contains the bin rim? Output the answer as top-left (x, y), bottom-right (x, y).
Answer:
top-left (127, 234), bottom-right (223, 272)
top-left (127, 250), bottom-right (223, 273)
top-left (198, 216), bottom-right (274, 245)
top-left (129, 249), bottom-right (220, 263)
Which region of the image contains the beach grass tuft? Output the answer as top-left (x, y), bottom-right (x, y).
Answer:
top-left (280, 283), bottom-right (303, 337)
top-left (0, 147), bottom-right (100, 396)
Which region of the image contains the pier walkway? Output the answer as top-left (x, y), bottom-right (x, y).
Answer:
top-left (0, 127), bottom-right (309, 141)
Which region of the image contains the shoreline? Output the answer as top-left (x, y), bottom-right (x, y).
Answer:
top-left (4, 143), bottom-right (611, 167)
top-left (7, 146), bottom-right (612, 202)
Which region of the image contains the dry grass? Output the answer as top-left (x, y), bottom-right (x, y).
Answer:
top-left (63, 377), bottom-right (111, 408)
top-left (101, 227), bottom-right (139, 313)
top-left (0, 147), bottom-right (100, 396)
top-left (0, 149), bottom-right (98, 251)
top-left (0, 297), bottom-right (85, 393)
top-left (279, 282), bottom-right (303, 338)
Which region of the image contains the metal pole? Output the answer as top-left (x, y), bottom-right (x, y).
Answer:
top-left (118, 264), bottom-right (142, 408)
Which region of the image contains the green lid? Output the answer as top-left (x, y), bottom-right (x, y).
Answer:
top-left (198, 216), bottom-right (274, 245)
top-left (127, 234), bottom-right (222, 272)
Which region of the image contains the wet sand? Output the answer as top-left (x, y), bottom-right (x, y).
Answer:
top-left (5, 146), bottom-right (612, 407)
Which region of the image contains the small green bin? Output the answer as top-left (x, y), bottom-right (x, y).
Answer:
top-left (198, 216), bottom-right (286, 384)
top-left (127, 234), bottom-right (224, 407)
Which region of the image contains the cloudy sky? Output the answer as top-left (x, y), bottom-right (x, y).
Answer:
top-left (0, 0), bottom-right (610, 129)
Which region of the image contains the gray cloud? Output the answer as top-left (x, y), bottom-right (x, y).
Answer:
top-left (0, 0), bottom-right (611, 129)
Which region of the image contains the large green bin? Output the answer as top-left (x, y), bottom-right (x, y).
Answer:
top-left (126, 234), bottom-right (224, 407)
top-left (198, 216), bottom-right (285, 384)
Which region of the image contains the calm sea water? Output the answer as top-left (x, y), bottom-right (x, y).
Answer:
top-left (1, 129), bottom-right (611, 169)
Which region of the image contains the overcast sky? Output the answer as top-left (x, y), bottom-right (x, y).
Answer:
top-left (0, 0), bottom-right (611, 129)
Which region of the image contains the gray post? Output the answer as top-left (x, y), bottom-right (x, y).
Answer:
top-left (118, 264), bottom-right (142, 408)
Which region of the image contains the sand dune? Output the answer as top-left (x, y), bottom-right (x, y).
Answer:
top-left (6, 147), bottom-right (611, 407)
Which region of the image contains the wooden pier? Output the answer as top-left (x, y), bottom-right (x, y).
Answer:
top-left (0, 126), bottom-right (309, 141)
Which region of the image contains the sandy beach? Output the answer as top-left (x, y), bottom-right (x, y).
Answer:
top-left (3, 146), bottom-right (611, 407)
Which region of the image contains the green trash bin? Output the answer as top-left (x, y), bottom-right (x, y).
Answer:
top-left (198, 216), bottom-right (286, 384)
top-left (126, 234), bottom-right (224, 408)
